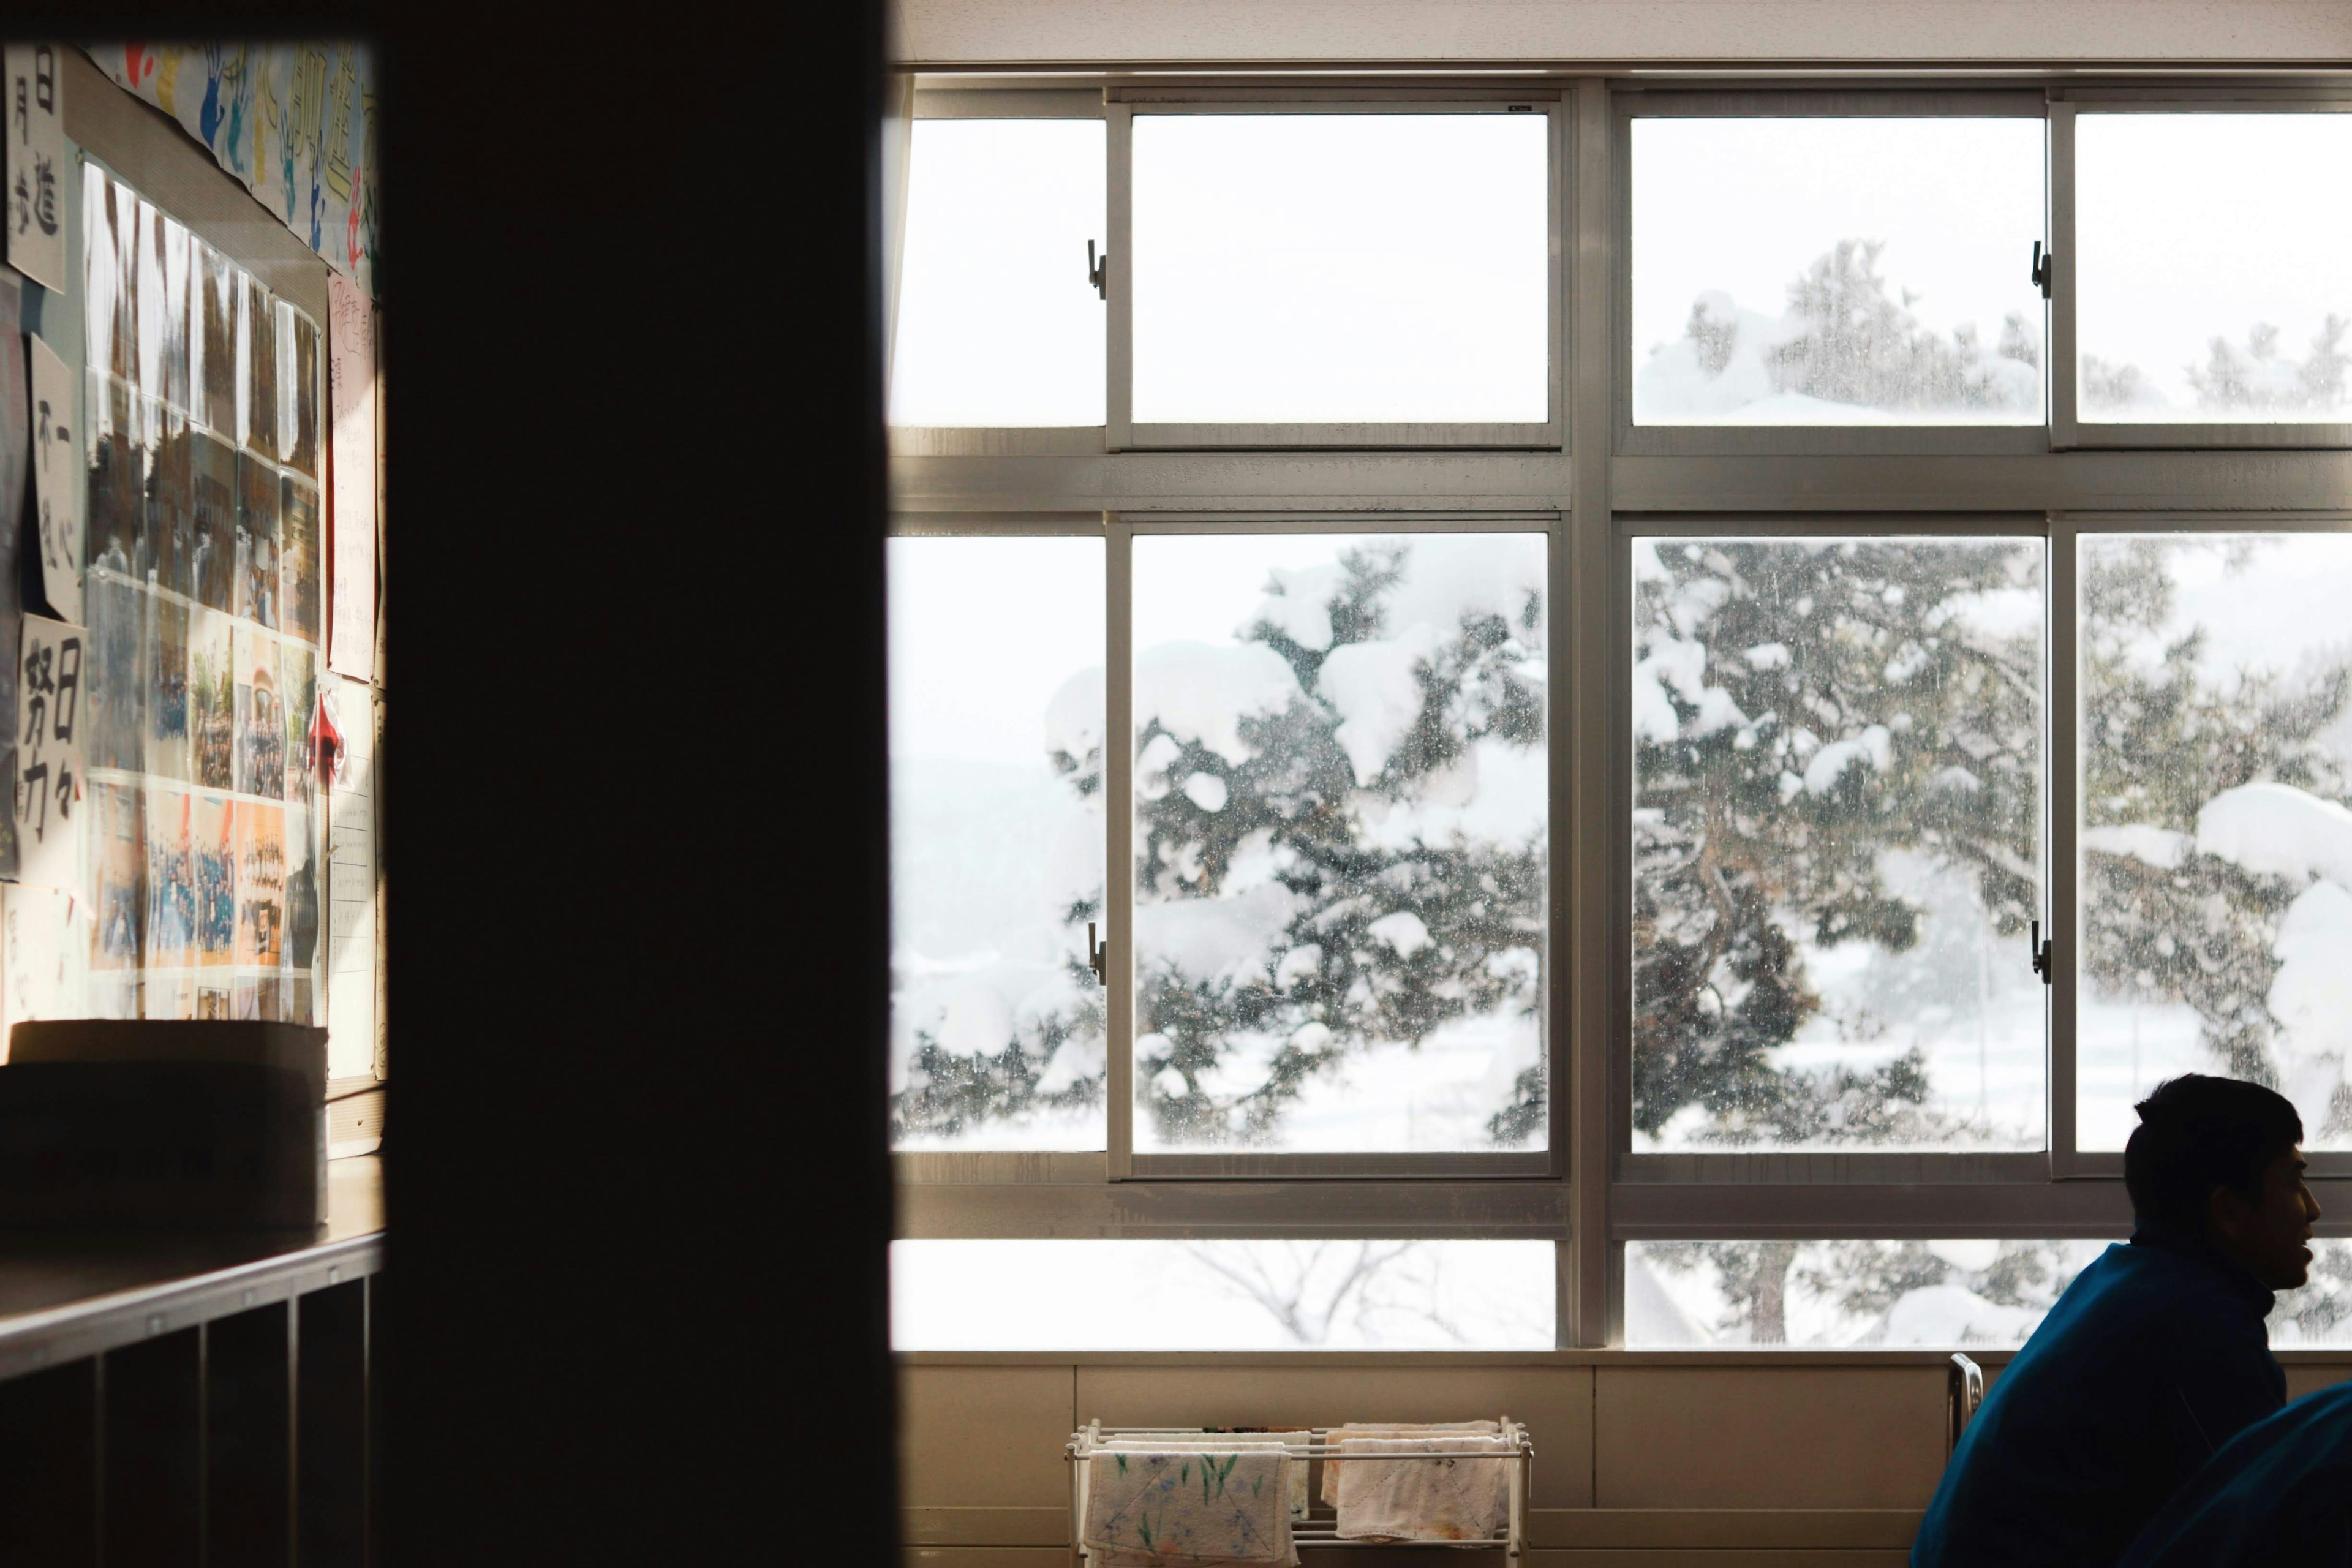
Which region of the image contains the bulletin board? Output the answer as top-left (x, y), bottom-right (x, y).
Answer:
top-left (1, 159), bottom-right (331, 1031)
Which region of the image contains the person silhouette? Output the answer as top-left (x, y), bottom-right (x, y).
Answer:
top-left (1912, 1074), bottom-right (2320, 1567)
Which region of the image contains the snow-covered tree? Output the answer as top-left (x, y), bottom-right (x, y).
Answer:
top-left (1637, 239), bottom-right (2041, 420)
top-left (2078, 540), bottom-right (2349, 1093)
top-left (1633, 538), bottom-right (2043, 1145)
top-left (893, 539), bottom-right (1549, 1150)
top-left (2085, 315), bottom-right (2351, 417)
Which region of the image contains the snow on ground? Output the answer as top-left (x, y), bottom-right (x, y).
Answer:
top-left (1642, 851), bottom-right (2048, 1152)
top-left (1139, 1006), bottom-right (1545, 1155)
top-left (1631, 286), bottom-right (2040, 426)
top-left (890, 756), bottom-right (1106, 1152)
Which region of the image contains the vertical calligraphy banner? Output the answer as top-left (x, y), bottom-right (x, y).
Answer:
top-left (0, 272), bottom-right (24, 879)
top-left (4, 44), bottom-right (66, 294)
top-left (13, 612), bottom-right (85, 890)
top-left (28, 335), bottom-right (81, 623)
top-left (327, 272), bottom-right (374, 680)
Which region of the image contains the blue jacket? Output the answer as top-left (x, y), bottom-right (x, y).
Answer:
top-left (1911, 1226), bottom-right (2285, 1568)
top-left (2116, 1381), bottom-right (2352, 1566)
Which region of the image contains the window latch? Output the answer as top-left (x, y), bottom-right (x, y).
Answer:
top-left (1088, 922), bottom-right (1108, 986)
top-left (2030, 919), bottom-right (2053, 985)
top-left (1087, 240), bottom-right (1108, 300)
top-left (2030, 241), bottom-right (2052, 300)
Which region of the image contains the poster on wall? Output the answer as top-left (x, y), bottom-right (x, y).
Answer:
top-left (93, 43), bottom-right (379, 300)
top-left (12, 613), bottom-right (83, 891)
top-left (28, 336), bottom-right (81, 623)
top-left (326, 273), bottom-right (374, 679)
top-left (4, 45), bottom-right (66, 295)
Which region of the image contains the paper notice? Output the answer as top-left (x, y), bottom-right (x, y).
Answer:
top-left (326, 273), bottom-right (375, 680)
top-left (4, 45), bottom-right (66, 295)
top-left (12, 612), bottom-right (82, 890)
top-left (28, 335), bottom-right (81, 623)
top-left (324, 673), bottom-right (376, 1079)
top-left (0, 882), bottom-right (84, 1057)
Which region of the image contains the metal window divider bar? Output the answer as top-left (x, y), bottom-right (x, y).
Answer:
top-left (1066, 1419), bottom-right (1534, 1560)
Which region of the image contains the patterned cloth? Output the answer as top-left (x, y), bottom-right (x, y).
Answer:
top-left (1333, 1435), bottom-right (1512, 1542)
top-left (1084, 1449), bottom-right (1294, 1564)
top-left (1103, 1436), bottom-right (1308, 1521)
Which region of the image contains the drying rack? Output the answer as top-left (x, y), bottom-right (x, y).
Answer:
top-left (1066, 1417), bottom-right (1533, 1561)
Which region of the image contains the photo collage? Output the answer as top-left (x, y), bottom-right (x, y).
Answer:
top-left (70, 165), bottom-right (328, 1024)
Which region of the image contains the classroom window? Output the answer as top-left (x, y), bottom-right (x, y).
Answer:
top-left (1129, 532), bottom-right (1550, 1153)
top-left (1630, 118), bottom-right (2045, 426)
top-left (1129, 113), bottom-right (1550, 425)
top-left (2076, 115), bottom-right (2352, 424)
top-left (2079, 533), bottom-right (2352, 1152)
top-left (1631, 537), bottom-right (2046, 1151)
top-left (889, 119), bottom-right (1106, 426)
top-left (1627, 1237), bottom-right (2352, 1348)
top-left (888, 537), bottom-right (1106, 1151)
top-left (891, 1238), bottom-right (1555, 1349)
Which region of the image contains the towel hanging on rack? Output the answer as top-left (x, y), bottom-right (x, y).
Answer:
top-left (1083, 1448), bottom-right (1297, 1566)
top-left (1317, 1420), bottom-right (1502, 1506)
top-left (1332, 1434), bottom-right (1514, 1543)
top-left (1102, 1434), bottom-right (1308, 1521)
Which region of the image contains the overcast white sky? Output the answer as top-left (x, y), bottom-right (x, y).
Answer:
top-left (1631, 116), bottom-right (2046, 357)
top-left (2077, 114), bottom-right (2352, 412)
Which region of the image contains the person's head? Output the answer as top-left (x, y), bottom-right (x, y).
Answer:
top-left (2125, 1074), bottom-right (2320, 1289)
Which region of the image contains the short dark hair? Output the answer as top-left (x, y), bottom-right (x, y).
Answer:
top-left (2125, 1074), bottom-right (2304, 1229)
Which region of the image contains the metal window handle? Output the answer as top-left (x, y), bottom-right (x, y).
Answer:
top-left (1088, 922), bottom-right (1108, 986)
top-left (2031, 919), bottom-right (2053, 984)
top-left (1087, 241), bottom-right (1108, 300)
top-left (2030, 241), bottom-right (2052, 300)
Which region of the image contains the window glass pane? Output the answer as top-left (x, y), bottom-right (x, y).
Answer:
top-left (2081, 535), bottom-right (2352, 1150)
top-left (1131, 115), bottom-right (1549, 424)
top-left (1632, 538), bottom-right (2046, 1150)
top-left (888, 537), bottom-right (1105, 1149)
top-left (1130, 533), bottom-right (1548, 1152)
top-left (2078, 115), bottom-right (2352, 423)
top-left (889, 120), bottom-right (1105, 426)
top-left (893, 1240), bottom-right (1553, 1348)
top-left (1631, 118), bottom-right (2046, 426)
top-left (1629, 1238), bottom-right (2352, 1347)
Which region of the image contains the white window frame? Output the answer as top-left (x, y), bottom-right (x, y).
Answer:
top-left (889, 74), bottom-right (2352, 1352)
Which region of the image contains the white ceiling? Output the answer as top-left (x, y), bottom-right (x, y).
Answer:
top-left (894, 0), bottom-right (2352, 68)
